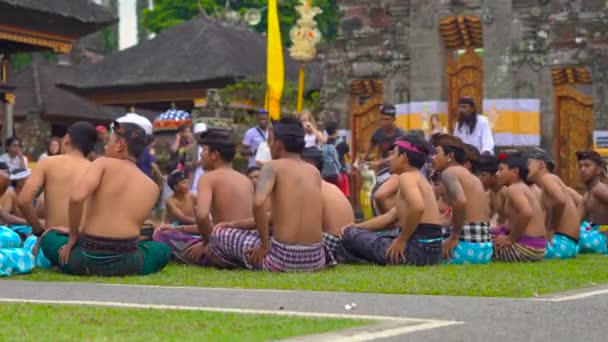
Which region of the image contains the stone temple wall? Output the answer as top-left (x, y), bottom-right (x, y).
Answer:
top-left (14, 113), bottom-right (51, 160)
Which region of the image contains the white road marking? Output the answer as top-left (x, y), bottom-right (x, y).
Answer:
top-left (0, 297), bottom-right (462, 341)
top-left (532, 288), bottom-right (608, 302)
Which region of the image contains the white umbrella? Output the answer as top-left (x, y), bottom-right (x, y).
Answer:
top-left (115, 112), bottom-right (153, 136)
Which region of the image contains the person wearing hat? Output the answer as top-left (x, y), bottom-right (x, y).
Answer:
top-left (242, 110), bottom-right (270, 168)
top-left (362, 104), bottom-right (406, 163)
top-left (576, 150), bottom-right (608, 254)
top-left (453, 97), bottom-right (494, 155)
top-left (526, 147), bottom-right (580, 259)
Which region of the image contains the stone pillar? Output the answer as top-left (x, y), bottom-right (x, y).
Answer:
top-left (482, 0), bottom-right (513, 99)
top-left (591, 56), bottom-right (608, 130)
top-left (4, 93), bottom-right (14, 138)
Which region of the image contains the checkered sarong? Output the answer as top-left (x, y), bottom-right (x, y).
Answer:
top-left (322, 232), bottom-right (341, 256)
top-left (209, 228), bottom-right (336, 272)
top-left (460, 222), bottom-right (491, 243)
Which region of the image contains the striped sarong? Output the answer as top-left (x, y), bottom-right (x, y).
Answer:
top-left (492, 237), bottom-right (546, 262)
top-left (208, 228), bottom-right (336, 272)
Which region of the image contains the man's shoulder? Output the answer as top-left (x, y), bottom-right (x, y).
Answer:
top-left (477, 115), bottom-right (490, 124)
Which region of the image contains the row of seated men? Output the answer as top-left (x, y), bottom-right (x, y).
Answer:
top-left (1, 117), bottom-right (607, 277)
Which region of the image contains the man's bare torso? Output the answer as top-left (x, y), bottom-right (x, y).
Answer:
top-left (83, 158), bottom-right (158, 239)
top-left (539, 174), bottom-right (580, 239)
top-left (489, 187), bottom-right (507, 226)
top-left (166, 194), bottom-right (196, 224)
top-left (397, 172), bottom-right (441, 226)
top-left (42, 155), bottom-right (91, 228)
top-left (206, 169), bottom-right (253, 224)
top-left (321, 181), bottom-right (354, 236)
top-left (270, 159), bottom-right (323, 244)
top-left (446, 166), bottom-right (490, 222)
top-left (583, 182), bottom-right (608, 225)
top-left (505, 183), bottom-right (546, 238)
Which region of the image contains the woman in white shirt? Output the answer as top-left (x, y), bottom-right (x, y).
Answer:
top-left (298, 109), bottom-right (327, 148)
top-left (0, 137), bottom-right (28, 173)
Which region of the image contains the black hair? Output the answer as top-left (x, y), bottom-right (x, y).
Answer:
top-left (46, 136), bottom-right (62, 156)
top-left (113, 122), bottom-right (147, 158)
top-left (199, 128), bottom-right (237, 162)
top-left (442, 146), bottom-right (466, 164)
top-left (301, 147), bottom-right (324, 172)
top-left (325, 121), bottom-right (338, 136)
top-left (498, 154), bottom-right (528, 182)
top-left (395, 135), bottom-right (430, 169)
top-left (246, 165), bottom-right (261, 175)
top-left (464, 144), bottom-right (480, 174)
top-left (68, 122), bottom-right (97, 156)
top-left (272, 116), bottom-right (305, 153)
top-left (478, 154), bottom-right (498, 174)
top-left (167, 170), bottom-right (186, 191)
top-left (5, 136), bottom-right (20, 152)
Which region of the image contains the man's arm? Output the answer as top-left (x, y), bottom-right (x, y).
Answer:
top-left (241, 131), bottom-right (254, 157)
top-left (591, 184), bottom-right (608, 204)
top-left (253, 163), bottom-right (276, 249)
top-left (195, 175), bottom-right (214, 244)
top-left (542, 178), bottom-right (567, 229)
top-left (355, 207), bottom-right (399, 231)
top-left (69, 160), bottom-right (104, 242)
top-left (442, 170), bottom-right (467, 239)
top-left (567, 187), bottom-right (583, 210)
top-left (506, 186), bottom-right (532, 242)
top-left (166, 198), bottom-right (196, 225)
top-left (480, 117), bottom-right (495, 154)
top-left (395, 175), bottom-right (425, 242)
top-left (374, 175), bottom-right (398, 213)
top-left (0, 171), bottom-right (9, 197)
top-left (17, 160), bottom-right (46, 235)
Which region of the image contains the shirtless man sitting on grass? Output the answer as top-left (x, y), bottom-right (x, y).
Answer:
top-left (300, 147), bottom-right (355, 257)
top-left (477, 154), bottom-right (507, 230)
top-left (526, 147), bottom-right (580, 259)
top-left (339, 135), bottom-right (443, 266)
top-left (431, 134), bottom-right (492, 264)
top-left (40, 122), bottom-right (171, 276)
top-left (492, 153), bottom-right (547, 262)
top-left (208, 116), bottom-right (335, 272)
top-left (154, 128), bottom-right (254, 266)
top-left (576, 150), bottom-right (608, 254)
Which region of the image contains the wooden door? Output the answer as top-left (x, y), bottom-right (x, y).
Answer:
top-left (446, 48), bottom-right (483, 132)
top-left (349, 80), bottom-right (384, 160)
top-left (554, 85), bottom-right (594, 191)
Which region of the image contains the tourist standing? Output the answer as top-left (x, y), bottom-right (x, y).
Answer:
top-left (241, 110), bottom-right (269, 168)
top-left (362, 104), bottom-right (406, 164)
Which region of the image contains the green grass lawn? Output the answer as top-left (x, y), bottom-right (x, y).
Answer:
top-left (11, 254), bottom-right (608, 298)
top-left (0, 303), bottom-right (368, 341)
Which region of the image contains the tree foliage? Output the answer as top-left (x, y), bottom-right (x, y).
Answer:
top-left (141, 0), bottom-right (338, 46)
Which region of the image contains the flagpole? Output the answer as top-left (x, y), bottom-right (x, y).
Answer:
top-left (296, 64), bottom-right (305, 113)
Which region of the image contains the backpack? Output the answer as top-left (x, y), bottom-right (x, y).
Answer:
top-left (321, 143), bottom-right (341, 179)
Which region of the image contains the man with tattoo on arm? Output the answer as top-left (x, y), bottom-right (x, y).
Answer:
top-left (431, 134), bottom-right (492, 264)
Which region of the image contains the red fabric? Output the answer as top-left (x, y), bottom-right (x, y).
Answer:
top-left (337, 173), bottom-right (350, 197)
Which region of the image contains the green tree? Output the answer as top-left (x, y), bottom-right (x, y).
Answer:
top-left (141, 0), bottom-right (338, 45)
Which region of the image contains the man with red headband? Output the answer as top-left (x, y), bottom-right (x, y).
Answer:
top-left (339, 134), bottom-right (443, 266)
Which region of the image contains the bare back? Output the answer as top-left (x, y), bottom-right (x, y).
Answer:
top-left (270, 159), bottom-right (323, 244)
top-left (83, 158), bottom-right (159, 239)
top-left (539, 173), bottom-right (580, 239)
top-left (504, 183), bottom-right (546, 238)
top-left (444, 166), bottom-right (490, 222)
top-left (321, 181), bottom-right (354, 236)
top-left (41, 155), bottom-right (91, 228)
top-left (490, 187), bottom-right (507, 226)
top-left (206, 169), bottom-right (253, 223)
top-left (397, 172), bottom-right (441, 225)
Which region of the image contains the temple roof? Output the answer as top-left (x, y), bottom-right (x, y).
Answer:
top-left (0, 0), bottom-right (117, 39)
top-left (59, 15), bottom-right (322, 94)
top-left (13, 59), bottom-right (126, 122)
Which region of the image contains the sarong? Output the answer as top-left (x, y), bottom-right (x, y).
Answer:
top-left (153, 229), bottom-right (211, 266)
top-left (0, 226), bottom-right (21, 249)
top-left (338, 224), bottom-right (443, 266)
top-left (23, 236), bottom-right (51, 269)
top-left (545, 232), bottom-right (579, 259)
top-left (322, 232), bottom-right (341, 256)
top-left (0, 248), bottom-right (35, 277)
top-left (208, 228), bottom-right (336, 272)
top-left (579, 222), bottom-right (608, 254)
top-left (445, 222), bottom-right (493, 264)
top-left (41, 231), bottom-right (171, 276)
top-left (491, 228), bottom-right (546, 262)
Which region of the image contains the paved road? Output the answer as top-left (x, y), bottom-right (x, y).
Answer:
top-left (0, 280), bottom-right (607, 341)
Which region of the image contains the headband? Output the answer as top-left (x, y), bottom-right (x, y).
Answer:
top-left (394, 140), bottom-right (424, 155)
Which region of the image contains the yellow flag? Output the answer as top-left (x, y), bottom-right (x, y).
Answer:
top-left (267, 0), bottom-right (284, 120)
